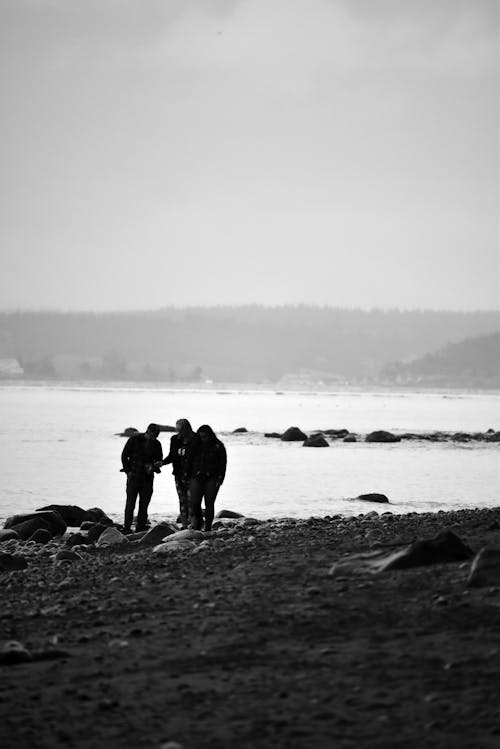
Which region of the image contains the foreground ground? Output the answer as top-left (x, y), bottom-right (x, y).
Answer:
top-left (2, 508), bottom-right (500, 749)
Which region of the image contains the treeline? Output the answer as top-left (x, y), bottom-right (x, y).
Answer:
top-left (0, 306), bottom-right (499, 383)
top-left (382, 332), bottom-right (500, 387)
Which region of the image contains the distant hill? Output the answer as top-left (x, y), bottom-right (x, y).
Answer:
top-left (0, 307), bottom-right (499, 385)
top-left (381, 332), bottom-right (500, 388)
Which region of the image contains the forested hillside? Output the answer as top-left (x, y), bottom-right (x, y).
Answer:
top-left (0, 307), bottom-right (498, 384)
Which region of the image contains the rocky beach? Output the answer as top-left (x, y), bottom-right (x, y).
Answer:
top-left (2, 504), bottom-right (500, 748)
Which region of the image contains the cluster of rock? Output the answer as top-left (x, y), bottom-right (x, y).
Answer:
top-left (261, 427), bottom-right (500, 446)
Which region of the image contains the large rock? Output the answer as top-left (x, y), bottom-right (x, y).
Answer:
top-left (28, 528), bottom-right (52, 544)
top-left (83, 508), bottom-right (113, 526)
top-left (232, 427), bottom-right (248, 433)
top-left (116, 427), bottom-right (139, 437)
top-left (330, 530), bottom-right (472, 576)
top-left (139, 522), bottom-right (178, 546)
top-left (343, 434), bottom-right (357, 443)
top-left (323, 429), bottom-right (349, 438)
top-left (85, 523), bottom-right (109, 543)
top-left (96, 527), bottom-right (129, 547)
top-left (5, 511), bottom-right (67, 539)
top-left (303, 435), bottom-right (329, 447)
top-left (215, 510), bottom-right (245, 519)
top-left (65, 532), bottom-right (91, 548)
top-left (36, 504), bottom-right (87, 527)
top-left (468, 546), bottom-right (500, 588)
top-left (0, 529), bottom-right (19, 543)
top-left (0, 552), bottom-right (28, 571)
top-left (153, 539), bottom-right (197, 554)
top-left (357, 493), bottom-right (390, 504)
top-left (164, 529), bottom-right (205, 544)
top-left (366, 431), bottom-right (401, 443)
top-left (281, 427), bottom-right (307, 442)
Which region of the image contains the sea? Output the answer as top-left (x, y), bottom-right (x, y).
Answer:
top-left (0, 384), bottom-right (499, 523)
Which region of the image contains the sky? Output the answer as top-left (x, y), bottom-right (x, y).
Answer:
top-left (0, 0), bottom-right (498, 311)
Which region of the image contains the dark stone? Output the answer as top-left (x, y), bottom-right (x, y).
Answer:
top-left (0, 641), bottom-right (32, 665)
top-left (0, 529), bottom-right (19, 543)
top-left (485, 431), bottom-right (500, 442)
top-left (65, 533), bottom-right (91, 547)
top-left (80, 521), bottom-right (94, 531)
top-left (303, 435), bottom-right (329, 447)
top-left (232, 427), bottom-right (248, 433)
top-left (5, 511), bottom-right (67, 540)
top-left (343, 434), bottom-right (357, 443)
top-left (117, 427), bottom-right (139, 437)
top-left (365, 431), bottom-right (401, 443)
top-left (265, 432), bottom-right (282, 438)
top-left (468, 546), bottom-right (500, 588)
top-left (36, 504), bottom-right (87, 527)
top-left (215, 509), bottom-right (245, 519)
top-left (54, 550), bottom-right (82, 563)
top-left (323, 429), bottom-right (349, 438)
top-left (139, 522), bottom-right (178, 546)
top-left (281, 427), bottom-right (308, 442)
top-left (86, 523), bottom-right (108, 543)
top-left (330, 530), bottom-right (472, 576)
top-left (0, 552), bottom-right (28, 571)
top-left (357, 493), bottom-right (390, 504)
top-left (28, 528), bottom-right (52, 544)
top-left (83, 508), bottom-right (113, 526)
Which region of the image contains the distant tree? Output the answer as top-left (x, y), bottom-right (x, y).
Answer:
top-left (101, 350), bottom-right (127, 378)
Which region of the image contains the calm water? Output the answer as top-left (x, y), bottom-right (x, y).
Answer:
top-left (0, 385), bottom-right (499, 523)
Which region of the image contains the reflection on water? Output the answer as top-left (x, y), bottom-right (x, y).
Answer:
top-left (0, 386), bottom-right (498, 520)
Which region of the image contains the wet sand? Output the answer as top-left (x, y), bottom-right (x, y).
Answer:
top-left (2, 508), bottom-right (500, 749)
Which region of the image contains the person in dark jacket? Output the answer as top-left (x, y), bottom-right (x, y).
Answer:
top-left (158, 418), bottom-right (199, 529)
top-left (185, 424), bottom-right (227, 532)
top-left (121, 423), bottom-right (163, 533)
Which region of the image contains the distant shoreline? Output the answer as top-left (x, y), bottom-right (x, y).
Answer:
top-left (0, 378), bottom-right (499, 396)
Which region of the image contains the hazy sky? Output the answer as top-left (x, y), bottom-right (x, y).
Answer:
top-left (0, 0), bottom-right (498, 310)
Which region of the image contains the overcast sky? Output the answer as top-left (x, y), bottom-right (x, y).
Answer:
top-left (0, 0), bottom-right (498, 310)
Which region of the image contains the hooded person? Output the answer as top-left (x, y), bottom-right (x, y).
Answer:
top-left (121, 423), bottom-right (163, 533)
top-left (185, 424), bottom-right (227, 532)
top-left (158, 418), bottom-right (199, 529)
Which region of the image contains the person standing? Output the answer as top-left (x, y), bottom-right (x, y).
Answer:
top-left (186, 424), bottom-right (227, 532)
top-left (121, 423), bottom-right (163, 533)
top-left (159, 418), bottom-right (199, 529)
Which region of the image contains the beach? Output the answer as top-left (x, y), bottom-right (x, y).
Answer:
top-left (2, 506), bottom-right (500, 749)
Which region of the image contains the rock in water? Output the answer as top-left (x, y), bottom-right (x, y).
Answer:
top-left (116, 427), bottom-right (139, 437)
top-left (4, 510), bottom-right (67, 539)
top-left (365, 431), bottom-right (401, 443)
top-left (96, 528), bottom-right (129, 547)
top-left (0, 641), bottom-right (33, 665)
top-left (140, 522), bottom-right (179, 546)
top-left (0, 529), bottom-right (19, 543)
top-left (281, 427), bottom-right (307, 442)
top-left (303, 435), bottom-right (329, 447)
top-left (232, 427), bottom-right (248, 433)
top-left (0, 552), bottom-right (28, 571)
top-left (215, 510), bottom-right (245, 519)
top-left (357, 493), bottom-right (390, 504)
top-left (83, 508), bottom-right (113, 526)
top-left (36, 504), bottom-right (87, 527)
top-left (330, 530), bottom-right (472, 576)
top-left (343, 434), bottom-right (357, 443)
top-left (264, 432), bottom-right (282, 438)
top-left (323, 429), bottom-right (349, 438)
top-left (468, 546), bottom-right (500, 588)
top-left (28, 528), bottom-right (52, 544)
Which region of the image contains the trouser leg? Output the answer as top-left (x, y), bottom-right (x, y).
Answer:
top-left (189, 479), bottom-right (204, 530)
top-left (203, 478), bottom-right (219, 532)
top-left (175, 477), bottom-right (189, 529)
top-left (124, 478), bottom-right (139, 531)
top-left (136, 481), bottom-right (153, 532)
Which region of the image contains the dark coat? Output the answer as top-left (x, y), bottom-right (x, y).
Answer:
top-left (163, 434), bottom-right (199, 477)
top-left (185, 439), bottom-right (227, 484)
top-left (121, 434), bottom-right (163, 482)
